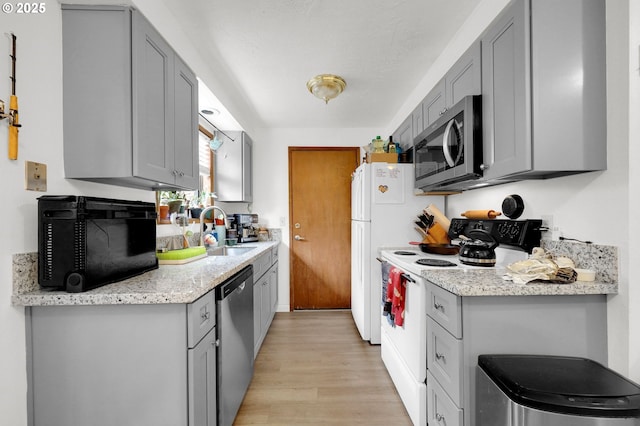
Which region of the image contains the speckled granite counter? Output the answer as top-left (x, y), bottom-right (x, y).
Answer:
top-left (385, 240), bottom-right (618, 297)
top-left (423, 268), bottom-right (618, 297)
top-left (12, 241), bottom-right (278, 306)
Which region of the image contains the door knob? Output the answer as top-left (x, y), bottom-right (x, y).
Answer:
top-left (294, 235), bottom-right (306, 241)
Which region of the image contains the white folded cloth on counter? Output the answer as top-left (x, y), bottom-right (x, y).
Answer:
top-left (503, 248), bottom-right (577, 284)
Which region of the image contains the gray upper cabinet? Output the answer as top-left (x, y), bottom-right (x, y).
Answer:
top-left (426, 42), bottom-right (481, 129)
top-left (411, 104), bottom-right (423, 141)
top-left (422, 80), bottom-right (446, 130)
top-left (480, 0), bottom-right (606, 182)
top-left (215, 131), bottom-right (253, 202)
top-left (417, 41), bottom-right (481, 138)
top-left (445, 41), bottom-right (482, 108)
top-left (62, 5), bottom-right (199, 191)
top-left (392, 114), bottom-right (413, 151)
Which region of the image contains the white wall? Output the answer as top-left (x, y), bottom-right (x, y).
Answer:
top-left (627, 0), bottom-right (640, 380)
top-left (250, 127), bottom-right (381, 311)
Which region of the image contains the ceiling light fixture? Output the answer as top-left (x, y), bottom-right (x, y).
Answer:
top-left (306, 74), bottom-right (346, 104)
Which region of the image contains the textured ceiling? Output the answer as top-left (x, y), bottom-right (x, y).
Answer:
top-left (163, 0), bottom-right (482, 130)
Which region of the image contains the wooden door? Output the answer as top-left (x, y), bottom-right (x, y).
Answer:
top-left (289, 148), bottom-right (359, 309)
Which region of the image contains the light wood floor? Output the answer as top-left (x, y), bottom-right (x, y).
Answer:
top-left (234, 310), bottom-right (412, 425)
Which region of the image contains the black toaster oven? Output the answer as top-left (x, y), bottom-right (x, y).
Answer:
top-left (38, 195), bottom-right (158, 293)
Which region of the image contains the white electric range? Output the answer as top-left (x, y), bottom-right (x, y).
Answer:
top-left (379, 247), bottom-right (529, 426)
top-left (378, 218), bottom-right (542, 426)
top-left (382, 246), bottom-right (529, 275)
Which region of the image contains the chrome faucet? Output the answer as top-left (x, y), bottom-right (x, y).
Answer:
top-left (199, 205), bottom-right (228, 246)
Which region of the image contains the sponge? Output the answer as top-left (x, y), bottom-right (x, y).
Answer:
top-left (157, 246), bottom-right (207, 264)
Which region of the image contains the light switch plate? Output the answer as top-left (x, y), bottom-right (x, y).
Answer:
top-left (25, 161), bottom-right (47, 191)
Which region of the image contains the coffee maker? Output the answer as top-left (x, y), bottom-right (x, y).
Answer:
top-left (231, 214), bottom-right (259, 243)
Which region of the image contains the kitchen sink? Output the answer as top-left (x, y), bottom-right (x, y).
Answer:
top-left (207, 246), bottom-right (257, 257)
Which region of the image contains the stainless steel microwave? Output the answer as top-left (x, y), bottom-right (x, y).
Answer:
top-left (414, 95), bottom-right (483, 191)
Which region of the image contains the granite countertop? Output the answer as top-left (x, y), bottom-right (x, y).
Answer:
top-left (387, 240), bottom-right (619, 297)
top-left (423, 268), bottom-right (618, 297)
top-left (12, 241), bottom-right (278, 307)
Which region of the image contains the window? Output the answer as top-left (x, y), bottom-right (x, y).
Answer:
top-left (156, 117), bottom-right (215, 222)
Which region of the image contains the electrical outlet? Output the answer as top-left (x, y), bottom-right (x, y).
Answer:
top-left (541, 214), bottom-right (561, 240)
top-left (25, 161), bottom-right (47, 192)
top-left (541, 215), bottom-right (553, 240)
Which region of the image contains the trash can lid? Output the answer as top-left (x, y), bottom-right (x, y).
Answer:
top-left (478, 355), bottom-right (640, 418)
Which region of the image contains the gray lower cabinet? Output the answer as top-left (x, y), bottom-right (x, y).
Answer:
top-left (215, 131), bottom-right (253, 202)
top-left (26, 291), bottom-right (216, 426)
top-left (479, 0), bottom-right (606, 182)
top-left (425, 282), bottom-right (608, 426)
top-left (189, 327), bottom-right (217, 426)
top-left (61, 5), bottom-right (199, 190)
top-left (253, 247), bottom-right (278, 358)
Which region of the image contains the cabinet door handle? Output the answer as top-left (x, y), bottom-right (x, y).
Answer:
top-left (201, 311), bottom-right (210, 321)
top-left (439, 108), bottom-right (448, 116)
top-left (435, 413), bottom-right (445, 422)
top-left (433, 302), bottom-right (444, 311)
top-left (435, 352), bottom-right (446, 361)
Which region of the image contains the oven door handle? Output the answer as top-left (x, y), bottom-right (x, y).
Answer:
top-left (442, 118), bottom-right (462, 168)
top-left (401, 273), bottom-right (415, 283)
top-left (377, 258), bottom-right (416, 283)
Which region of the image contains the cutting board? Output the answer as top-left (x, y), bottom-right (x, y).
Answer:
top-left (158, 253), bottom-right (207, 265)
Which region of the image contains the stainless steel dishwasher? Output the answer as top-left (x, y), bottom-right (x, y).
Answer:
top-left (215, 265), bottom-right (254, 426)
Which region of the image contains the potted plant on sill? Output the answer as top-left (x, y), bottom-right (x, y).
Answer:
top-left (159, 191), bottom-right (186, 215)
top-left (188, 191), bottom-right (213, 219)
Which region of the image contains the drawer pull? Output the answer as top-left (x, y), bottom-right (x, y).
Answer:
top-left (435, 352), bottom-right (446, 361)
top-left (435, 413), bottom-right (445, 422)
top-left (201, 311), bottom-right (210, 321)
top-left (433, 302), bottom-right (444, 311)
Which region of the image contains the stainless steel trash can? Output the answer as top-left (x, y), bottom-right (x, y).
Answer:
top-left (477, 355), bottom-right (640, 426)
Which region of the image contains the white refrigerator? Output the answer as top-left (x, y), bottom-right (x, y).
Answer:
top-left (350, 162), bottom-right (443, 344)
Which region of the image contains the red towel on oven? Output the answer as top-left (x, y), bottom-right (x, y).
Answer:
top-left (386, 267), bottom-right (406, 327)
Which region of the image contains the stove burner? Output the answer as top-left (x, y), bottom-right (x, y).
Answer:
top-left (394, 251), bottom-right (417, 256)
top-left (416, 258), bottom-right (457, 267)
